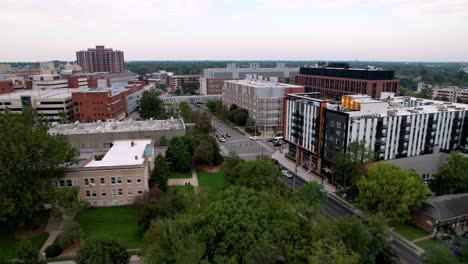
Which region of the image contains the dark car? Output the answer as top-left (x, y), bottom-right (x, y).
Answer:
top-left (225, 134), bottom-right (231, 138)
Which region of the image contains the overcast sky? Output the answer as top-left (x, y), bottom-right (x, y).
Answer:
top-left (1, 0), bottom-right (468, 62)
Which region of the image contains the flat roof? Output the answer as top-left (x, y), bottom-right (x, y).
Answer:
top-left (85, 139), bottom-right (152, 167)
top-left (0, 89), bottom-right (72, 100)
top-left (49, 119), bottom-right (185, 135)
top-left (226, 79), bottom-right (303, 88)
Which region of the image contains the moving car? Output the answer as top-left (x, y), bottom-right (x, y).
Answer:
top-left (249, 136), bottom-right (260, 140)
top-left (281, 169), bottom-right (293, 178)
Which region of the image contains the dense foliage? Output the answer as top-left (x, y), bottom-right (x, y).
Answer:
top-left (0, 109), bottom-right (78, 226)
top-left (76, 239), bottom-right (129, 264)
top-left (139, 90), bottom-right (167, 119)
top-left (150, 154), bottom-right (170, 191)
top-left (430, 151), bottom-right (468, 195)
top-left (356, 163), bottom-right (429, 223)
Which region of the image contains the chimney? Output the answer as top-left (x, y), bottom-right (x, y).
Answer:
top-left (131, 141), bottom-right (134, 147)
top-left (134, 155), bottom-right (138, 160)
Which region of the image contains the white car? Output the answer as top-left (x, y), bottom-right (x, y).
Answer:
top-left (249, 136), bottom-right (260, 140)
top-left (281, 169), bottom-right (293, 178)
top-left (219, 137), bottom-right (226, 143)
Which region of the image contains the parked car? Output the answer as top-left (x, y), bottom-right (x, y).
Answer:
top-left (273, 141), bottom-right (282, 147)
top-left (281, 169), bottom-right (293, 178)
top-left (225, 133), bottom-right (231, 138)
top-left (249, 136), bottom-right (260, 140)
top-left (219, 137), bottom-right (226, 143)
top-left (215, 134), bottom-right (219, 138)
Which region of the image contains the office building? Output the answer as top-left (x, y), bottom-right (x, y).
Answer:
top-left (0, 75), bottom-right (26, 94)
top-left (160, 95), bottom-right (221, 104)
top-left (27, 74), bottom-right (70, 90)
top-left (76, 45), bottom-right (125, 73)
top-left (61, 139), bottom-right (153, 206)
top-left (223, 76), bottom-right (304, 131)
top-left (432, 87), bottom-right (468, 102)
top-left (201, 63), bottom-right (299, 95)
top-left (168, 75), bottom-right (200, 91)
top-left (72, 82), bottom-right (146, 122)
top-left (0, 89), bottom-right (73, 122)
top-left (65, 76), bottom-right (89, 88)
top-left (283, 93), bottom-right (468, 175)
top-left (49, 119), bottom-right (186, 149)
top-left (296, 63), bottom-right (399, 98)
top-left (148, 70), bottom-right (173, 84)
top-left (9, 66), bottom-right (41, 79)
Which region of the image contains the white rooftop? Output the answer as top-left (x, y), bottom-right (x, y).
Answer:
top-left (49, 119), bottom-right (185, 135)
top-left (0, 89), bottom-right (72, 100)
top-left (85, 139), bottom-right (152, 167)
top-left (227, 78), bottom-right (303, 89)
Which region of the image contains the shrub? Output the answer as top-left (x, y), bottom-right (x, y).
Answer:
top-left (45, 243), bottom-right (62, 258)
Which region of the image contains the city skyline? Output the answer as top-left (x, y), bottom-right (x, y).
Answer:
top-left (1, 0), bottom-right (468, 62)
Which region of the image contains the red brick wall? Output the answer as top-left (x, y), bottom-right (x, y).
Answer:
top-left (87, 76), bottom-right (110, 88)
top-left (410, 210), bottom-right (435, 233)
top-left (72, 91), bottom-right (125, 122)
top-left (0, 81), bottom-right (15, 94)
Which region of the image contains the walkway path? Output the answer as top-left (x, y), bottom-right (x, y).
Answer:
top-left (412, 235), bottom-right (433, 243)
top-left (40, 214), bottom-right (73, 254)
top-left (168, 168), bottom-right (199, 191)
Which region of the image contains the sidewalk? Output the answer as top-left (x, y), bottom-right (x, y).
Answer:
top-left (272, 151), bottom-right (336, 193)
top-left (40, 213), bottom-right (73, 254)
top-left (168, 168), bottom-right (199, 188)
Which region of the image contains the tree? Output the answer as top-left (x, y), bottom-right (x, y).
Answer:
top-left (206, 100), bottom-right (217, 113)
top-left (0, 109), bottom-right (78, 226)
top-left (234, 157), bottom-right (282, 192)
top-left (430, 151), bottom-right (468, 195)
top-left (295, 181), bottom-right (327, 208)
top-left (178, 101), bottom-right (191, 121)
top-left (49, 187), bottom-right (88, 220)
top-left (229, 104), bottom-right (238, 112)
top-left (181, 81), bottom-right (199, 95)
top-left (17, 240), bottom-right (44, 264)
top-left (139, 90), bottom-right (167, 119)
top-left (415, 87), bottom-right (433, 99)
top-left (165, 136), bottom-right (193, 172)
top-left (224, 152), bottom-right (245, 184)
top-left (194, 140), bottom-right (214, 167)
top-left (190, 110), bottom-right (211, 134)
top-left (150, 154), bottom-right (170, 191)
top-left (331, 140), bottom-right (375, 189)
top-left (229, 108), bottom-right (249, 126)
top-left (76, 239), bottom-right (129, 264)
top-left (423, 246), bottom-right (460, 264)
top-left (57, 221), bottom-right (82, 248)
top-left (356, 163), bottom-right (429, 223)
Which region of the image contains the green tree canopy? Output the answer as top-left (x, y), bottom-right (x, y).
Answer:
top-left (139, 90), bottom-right (167, 119)
top-left (150, 154), bottom-right (170, 191)
top-left (165, 136), bottom-right (193, 172)
top-left (234, 157), bottom-right (281, 192)
top-left (0, 109), bottom-right (78, 226)
top-left (423, 246), bottom-right (460, 264)
top-left (430, 151), bottom-right (468, 195)
top-left (190, 110), bottom-right (212, 134)
top-left (181, 81), bottom-right (199, 95)
top-left (178, 102), bottom-right (191, 121)
top-left (76, 239), bottom-right (129, 264)
top-left (356, 162), bottom-right (429, 223)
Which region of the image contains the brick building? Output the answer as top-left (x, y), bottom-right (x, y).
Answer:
top-left (296, 63), bottom-right (399, 98)
top-left (168, 75), bottom-right (200, 91)
top-left (0, 80), bottom-right (15, 95)
top-left (76, 45), bottom-right (125, 73)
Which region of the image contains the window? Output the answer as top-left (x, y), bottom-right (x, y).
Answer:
top-left (127, 176), bottom-right (132, 184)
top-left (112, 189), bottom-right (117, 196)
top-left (127, 188), bottom-right (133, 195)
top-left (85, 178), bottom-right (95, 186)
top-left (137, 188), bottom-right (143, 194)
top-left (111, 177), bottom-right (116, 184)
top-left (84, 178), bottom-right (89, 186)
top-left (117, 177), bottom-right (122, 184)
top-left (66, 179), bottom-right (73, 187)
top-left (91, 190), bottom-right (97, 197)
top-left (136, 176), bottom-right (142, 183)
top-left (100, 177), bottom-right (105, 185)
top-left (85, 190), bottom-right (91, 197)
top-left (118, 188), bottom-right (123, 196)
top-left (57, 180), bottom-right (65, 187)
top-left (101, 189), bottom-right (106, 197)
top-left (90, 178), bottom-right (95, 185)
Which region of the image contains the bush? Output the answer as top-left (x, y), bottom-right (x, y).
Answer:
top-left (76, 239), bottom-right (129, 264)
top-left (245, 127), bottom-right (261, 136)
top-left (45, 243), bottom-right (62, 258)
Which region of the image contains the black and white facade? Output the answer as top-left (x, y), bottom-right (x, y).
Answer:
top-left (283, 93), bottom-right (468, 174)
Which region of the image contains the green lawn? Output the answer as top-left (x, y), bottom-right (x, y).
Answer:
top-left (416, 237), bottom-right (446, 251)
top-left (197, 167), bottom-right (227, 200)
top-left (168, 169), bottom-right (193, 179)
top-left (76, 206), bottom-right (143, 249)
top-left (0, 227), bottom-right (49, 260)
top-left (394, 222), bottom-right (428, 241)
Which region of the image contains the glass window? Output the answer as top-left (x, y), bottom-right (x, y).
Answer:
top-left (112, 189), bottom-right (117, 196)
top-left (127, 176), bottom-right (132, 184)
top-left (85, 190), bottom-right (91, 197)
top-left (111, 177), bottom-right (116, 184)
top-left (90, 178), bottom-right (95, 185)
top-left (137, 188), bottom-right (143, 194)
top-left (101, 189), bottom-right (106, 197)
top-left (118, 189), bottom-right (123, 196)
top-left (117, 177), bottom-right (122, 184)
top-left (84, 178), bottom-right (89, 186)
top-left (136, 176), bottom-right (142, 183)
top-left (127, 188), bottom-right (133, 195)
top-left (91, 190), bottom-right (97, 197)
top-left (100, 178), bottom-right (105, 185)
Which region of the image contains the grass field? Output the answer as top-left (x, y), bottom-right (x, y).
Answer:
top-left (168, 169), bottom-right (193, 179)
top-left (76, 206), bottom-right (143, 249)
top-left (394, 222), bottom-right (428, 241)
top-left (0, 227), bottom-right (49, 260)
top-left (197, 167), bottom-right (227, 200)
top-left (416, 237), bottom-right (446, 251)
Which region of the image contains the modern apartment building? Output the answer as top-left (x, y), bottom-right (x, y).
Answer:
top-left (201, 63), bottom-right (299, 95)
top-left (76, 45), bottom-right (125, 73)
top-left (49, 119), bottom-right (186, 149)
top-left (0, 89), bottom-right (73, 122)
top-left (223, 76), bottom-right (304, 131)
top-left (61, 139), bottom-right (153, 206)
top-left (296, 63), bottom-right (399, 98)
top-left (168, 75), bottom-right (200, 91)
top-left (432, 87), bottom-right (468, 102)
top-left (283, 93), bottom-right (468, 175)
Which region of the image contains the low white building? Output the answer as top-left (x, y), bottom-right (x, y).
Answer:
top-left (0, 89), bottom-right (73, 122)
top-left (432, 87), bottom-right (468, 102)
top-left (29, 74), bottom-right (69, 90)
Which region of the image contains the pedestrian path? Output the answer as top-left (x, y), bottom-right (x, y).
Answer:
top-left (168, 168), bottom-right (199, 187)
top-left (40, 214), bottom-right (69, 253)
top-left (412, 235), bottom-right (433, 243)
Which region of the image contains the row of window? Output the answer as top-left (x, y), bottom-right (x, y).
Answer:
top-left (84, 176), bottom-right (142, 186)
top-left (85, 188), bottom-right (143, 197)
